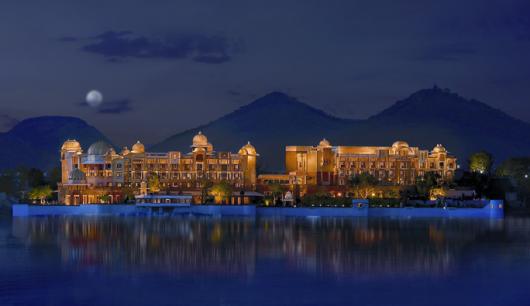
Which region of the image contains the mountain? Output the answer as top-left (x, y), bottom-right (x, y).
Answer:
top-left (152, 88), bottom-right (530, 171)
top-left (361, 87), bottom-right (530, 163)
top-left (151, 92), bottom-right (355, 171)
top-left (0, 116), bottom-right (110, 171)
top-left (4, 88), bottom-right (529, 172)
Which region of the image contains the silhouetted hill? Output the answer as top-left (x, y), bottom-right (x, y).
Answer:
top-left (359, 87), bottom-right (530, 164)
top-left (152, 88), bottom-right (530, 171)
top-left (151, 92), bottom-right (355, 171)
top-left (0, 116), bottom-right (110, 171)
top-left (4, 89), bottom-right (529, 172)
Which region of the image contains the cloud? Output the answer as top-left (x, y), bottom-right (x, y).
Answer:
top-left (413, 43), bottom-right (476, 61)
top-left (97, 99), bottom-right (133, 114)
top-left (68, 30), bottom-right (239, 64)
top-left (77, 99), bottom-right (133, 114)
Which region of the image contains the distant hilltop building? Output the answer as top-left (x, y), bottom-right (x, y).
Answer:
top-left (258, 140), bottom-right (457, 197)
top-left (58, 132), bottom-right (258, 205)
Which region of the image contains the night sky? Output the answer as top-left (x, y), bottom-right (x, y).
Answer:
top-left (1, 1), bottom-right (529, 146)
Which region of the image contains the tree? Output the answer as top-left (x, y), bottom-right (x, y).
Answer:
top-left (99, 194), bottom-right (111, 204)
top-left (27, 185), bottom-right (52, 204)
top-left (496, 158), bottom-right (530, 179)
top-left (198, 177), bottom-right (213, 204)
top-left (0, 172), bottom-right (16, 196)
top-left (210, 181), bottom-right (233, 204)
top-left (268, 182), bottom-right (284, 204)
top-left (122, 187), bottom-right (136, 203)
top-left (496, 157), bottom-right (530, 205)
top-left (46, 167), bottom-right (62, 190)
top-left (147, 173), bottom-right (160, 193)
top-left (349, 173), bottom-right (378, 199)
top-left (415, 172), bottom-right (441, 199)
top-left (19, 167), bottom-right (45, 189)
top-left (469, 151), bottom-right (493, 174)
top-left (456, 171), bottom-right (490, 198)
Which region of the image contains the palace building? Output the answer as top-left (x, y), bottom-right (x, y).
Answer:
top-left (58, 132), bottom-right (258, 205)
top-left (258, 140), bottom-right (457, 197)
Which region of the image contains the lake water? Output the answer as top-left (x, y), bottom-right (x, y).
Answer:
top-left (1, 215), bottom-right (530, 306)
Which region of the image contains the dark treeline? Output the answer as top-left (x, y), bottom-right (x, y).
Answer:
top-left (0, 166), bottom-right (61, 204)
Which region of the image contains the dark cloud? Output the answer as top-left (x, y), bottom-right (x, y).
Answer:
top-left (97, 99), bottom-right (133, 114)
top-left (413, 43), bottom-right (476, 61)
top-left (77, 99), bottom-right (133, 114)
top-left (74, 30), bottom-right (238, 64)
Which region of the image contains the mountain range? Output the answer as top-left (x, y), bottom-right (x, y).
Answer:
top-left (0, 116), bottom-right (110, 171)
top-left (152, 87), bottom-right (530, 171)
top-left (2, 87), bottom-right (530, 172)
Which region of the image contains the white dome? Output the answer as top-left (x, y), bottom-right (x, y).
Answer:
top-left (87, 141), bottom-right (112, 155)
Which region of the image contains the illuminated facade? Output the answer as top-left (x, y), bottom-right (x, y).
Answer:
top-left (58, 132), bottom-right (258, 205)
top-left (259, 139), bottom-right (457, 196)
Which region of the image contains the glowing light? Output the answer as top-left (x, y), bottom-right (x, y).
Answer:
top-left (85, 90), bottom-right (103, 107)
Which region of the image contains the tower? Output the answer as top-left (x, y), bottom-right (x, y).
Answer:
top-left (238, 142), bottom-right (258, 190)
top-left (60, 139), bottom-right (82, 183)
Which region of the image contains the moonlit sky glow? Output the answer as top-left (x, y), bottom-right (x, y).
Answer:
top-left (0, 1), bottom-right (529, 145)
top-left (85, 90), bottom-right (103, 107)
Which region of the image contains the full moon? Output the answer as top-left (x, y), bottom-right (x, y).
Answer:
top-left (85, 90), bottom-right (103, 107)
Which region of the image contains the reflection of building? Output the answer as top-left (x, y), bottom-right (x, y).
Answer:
top-left (259, 140), bottom-right (457, 197)
top-left (58, 132), bottom-right (258, 204)
top-left (12, 217), bottom-right (257, 275)
top-left (12, 216), bottom-right (507, 277)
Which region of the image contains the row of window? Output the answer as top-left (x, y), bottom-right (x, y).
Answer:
top-left (126, 163), bottom-right (241, 171)
top-left (338, 161), bottom-right (455, 170)
top-left (125, 172), bottom-right (243, 181)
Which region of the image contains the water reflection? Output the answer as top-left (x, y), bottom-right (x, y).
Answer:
top-left (10, 216), bottom-right (524, 278)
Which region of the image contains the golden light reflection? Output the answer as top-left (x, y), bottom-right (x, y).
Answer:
top-left (11, 217), bottom-right (506, 278)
